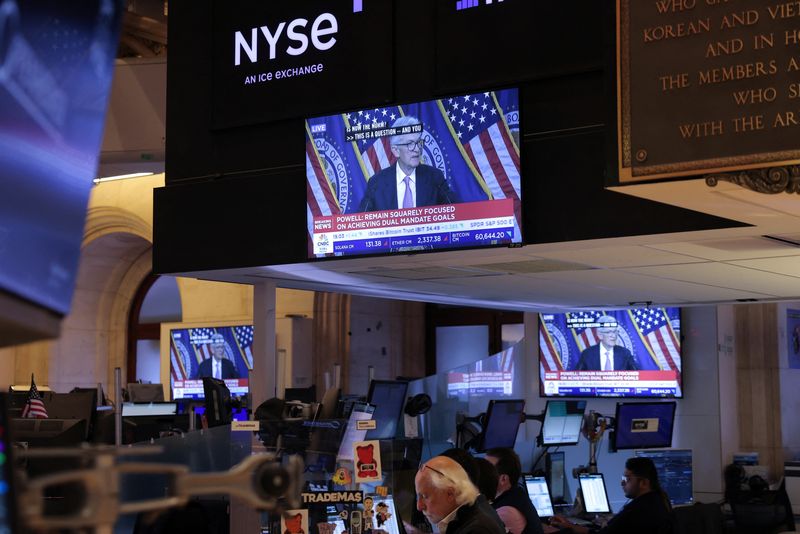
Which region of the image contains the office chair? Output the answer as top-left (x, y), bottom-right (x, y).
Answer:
top-left (672, 502), bottom-right (724, 534)
top-left (730, 500), bottom-right (793, 534)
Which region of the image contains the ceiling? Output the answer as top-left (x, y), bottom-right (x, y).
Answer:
top-left (176, 177), bottom-right (800, 312)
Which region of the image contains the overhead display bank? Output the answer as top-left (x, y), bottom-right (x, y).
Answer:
top-left (211, 0), bottom-right (394, 127)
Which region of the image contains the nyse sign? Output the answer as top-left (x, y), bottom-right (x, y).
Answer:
top-left (212, 0), bottom-right (393, 128)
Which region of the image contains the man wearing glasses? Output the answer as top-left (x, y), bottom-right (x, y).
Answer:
top-left (414, 455), bottom-right (506, 534)
top-left (574, 316), bottom-right (637, 372)
top-left (359, 116), bottom-right (457, 212)
top-left (549, 458), bottom-right (673, 533)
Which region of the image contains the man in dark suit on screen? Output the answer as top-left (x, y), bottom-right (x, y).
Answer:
top-left (193, 334), bottom-right (239, 379)
top-left (359, 116), bottom-right (457, 212)
top-left (574, 315), bottom-right (638, 371)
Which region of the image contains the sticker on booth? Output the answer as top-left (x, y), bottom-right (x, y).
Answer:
top-left (353, 440), bottom-right (382, 483)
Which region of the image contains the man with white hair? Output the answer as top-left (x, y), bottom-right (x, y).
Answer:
top-left (193, 333), bottom-right (238, 379)
top-left (574, 316), bottom-right (637, 371)
top-left (415, 455), bottom-right (506, 534)
top-left (359, 115), bottom-right (457, 212)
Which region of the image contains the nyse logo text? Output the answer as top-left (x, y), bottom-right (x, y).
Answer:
top-left (234, 12), bottom-right (338, 66)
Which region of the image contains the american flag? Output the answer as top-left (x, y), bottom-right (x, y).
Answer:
top-left (306, 123), bottom-right (341, 238)
top-left (567, 310), bottom-right (605, 352)
top-left (191, 328), bottom-right (218, 365)
top-left (234, 325), bottom-right (254, 370)
top-left (629, 309), bottom-right (682, 373)
top-left (347, 106), bottom-right (401, 178)
top-left (170, 334), bottom-right (190, 382)
top-left (21, 375), bottom-right (48, 419)
top-left (539, 321), bottom-right (565, 375)
top-left (441, 93), bottom-right (520, 208)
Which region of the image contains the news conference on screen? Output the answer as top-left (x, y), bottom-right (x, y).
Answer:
top-left (539, 308), bottom-right (682, 398)
top-left (306, 88), bottom-right (522, 257)
top-left (169, 326), bottom-right (253, 399)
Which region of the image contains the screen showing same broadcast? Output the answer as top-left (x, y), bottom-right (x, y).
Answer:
top-left (306, 88), bottom-right (521, 257)
top-left (539, 308), bottom-right (682, 399)
top-left (169, 326), bottom-right (252, 400)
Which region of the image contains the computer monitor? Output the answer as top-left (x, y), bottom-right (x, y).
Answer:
top-left (578, 473), bottom-right (612, 514)
top-left (540, 400), bottom-right (587, 446)
top-left (337, 402), bottom-right (375, 462)
top-left (121, 402), bottom-right (178, 417)
top-left (546, 451), bottom-right (567, 503)
top-left (613, 402), bottom-right (676, 450)
top-left (479, 399), bottom-right (525, 452)
top-left (365, 380), bottom-right (408, 440)
top-left (634, 449), bottom-right (693, 506)
top-left (202, 378), bottom-right (231, 427)
top-left (127, 383), bottom-right (165, 403)
top-left (523, 475), bottom-right (554, 518)
top-left (0, 394), bottom-right (17, 533)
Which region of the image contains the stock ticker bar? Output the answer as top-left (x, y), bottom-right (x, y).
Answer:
top-left (557, 387), bottom-right (678, 397)
top-left (312, 199), bottom-right (516, 255)
top-left (543, 370), bottom-right (680, 397)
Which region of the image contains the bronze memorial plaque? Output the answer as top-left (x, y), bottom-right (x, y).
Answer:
top-left (618, 0), bottom-right (800, 182)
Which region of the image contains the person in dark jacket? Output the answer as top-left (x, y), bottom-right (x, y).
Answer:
top-left (415, 455), bottom-right (506, 534)
top-left (550, 457), bottom-right (673, 534)
top-left (485, 447), bottom-right (545, 534)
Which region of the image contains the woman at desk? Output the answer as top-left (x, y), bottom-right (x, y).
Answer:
top-left (549, 458), bottom-right (672, 534)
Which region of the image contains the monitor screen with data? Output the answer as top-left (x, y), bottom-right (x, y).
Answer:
top-left (524, 475), bottom-right (554, 518)
top-left (578, 473), bottom-right (612, 514)
top-left (634, 449), bottom-right (693, 506)
top-left (540, 400), bottom-right (587, 446)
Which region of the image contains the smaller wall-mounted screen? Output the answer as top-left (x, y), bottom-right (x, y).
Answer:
top-left (613, 402), bottom-right (676, 450)
top-left (540, 400), bottom-right (587, 447)
top-left (478, 398), bottom-right (525, 452)
top-left (169, 326), bottom-right (252, 400)
top-left (306, 88), bottom-right (521, 257)
top-left (539, 308), bottom-right (682, 398)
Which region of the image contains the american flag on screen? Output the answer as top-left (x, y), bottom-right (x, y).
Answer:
top-left (234, 325), bottom-right (254, 370)
top-left (170, 334), bottom-right (190, 382)
top-left (440, 92), bottom-right (520, 222)
top-left (567, 310), bottom-right (605, 352)
top-left (629, 308), bottom-right (682, 372)
top-left (191, 327), bottom-right (217, 365)
top-left (21, 375), bottom-right (48, 419)
top-left (306, 124), bottom-right (341, 222)
top-left (348, 106), bottom-right (402, 178)
top-left (539, 320), bottom-right (565, 374)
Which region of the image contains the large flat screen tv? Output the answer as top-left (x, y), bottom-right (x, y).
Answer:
top-left (539, 308), bottom-right (682, 398)
top-left (306, 88), bottom-right (521, 257)
top-left (169, 326), bottom-right (252, 400)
